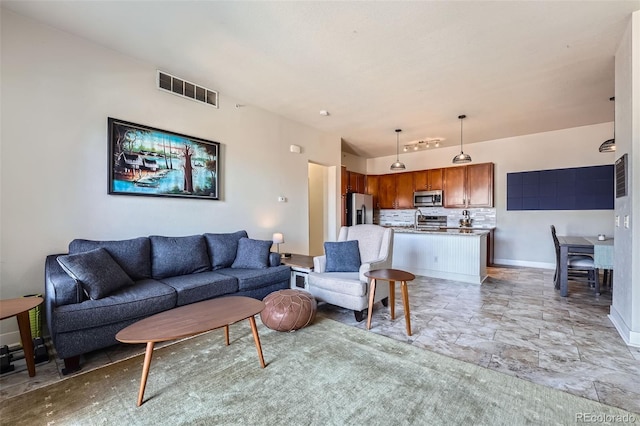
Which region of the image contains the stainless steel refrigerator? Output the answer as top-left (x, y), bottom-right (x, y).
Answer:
top-left (347, 193), bottom-right (373, 226)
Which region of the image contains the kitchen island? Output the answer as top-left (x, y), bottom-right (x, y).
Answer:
top-left (390, 227), bottom-right (488, 284)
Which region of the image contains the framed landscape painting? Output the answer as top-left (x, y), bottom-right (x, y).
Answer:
top-left (108, 118), bottom-right (220, 200)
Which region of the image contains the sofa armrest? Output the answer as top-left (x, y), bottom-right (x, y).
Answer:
top-left (268, 252), bottom-right (281, 267)
top-left (313, 255), bottom-right (327, 273)
top-left (45, 254), bottom-right (84, 338)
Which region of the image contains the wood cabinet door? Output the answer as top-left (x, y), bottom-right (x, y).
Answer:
top-left (366, 175), bottom-right (380, 209)
top-left (396, 172), bottom-right (415, 208)
top-left (341, 166), bottom-right (348, 196)
top-left (427, 168), bottom-right (443, 190)
top-left (466, 163), bottom-right (494, 207)
top-left (443, 166), bottom-right (466, 207)
top-left (356, 173), bottom-right (365, 193)
top-left (378, 174), bottom-right (397, 209)
top-left (341, 195), bottom-right (347, 227)
top-left (413, 170), bottom-right (428, 190)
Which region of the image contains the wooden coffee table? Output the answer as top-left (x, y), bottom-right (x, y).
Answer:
top-left (364, 269), bottom-right (415, 336)
top-left (0, 296), bottom-right (43, 377)
top-left (116, 296), bottom-right (266, 406)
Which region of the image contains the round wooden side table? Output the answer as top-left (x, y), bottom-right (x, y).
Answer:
top-left (364, 269), bottom-right (415, 336)
top-left (0, 296), bottom-right (44, 377)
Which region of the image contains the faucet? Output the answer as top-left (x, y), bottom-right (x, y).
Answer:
top-left (414, 208), bottom-right (423, 230)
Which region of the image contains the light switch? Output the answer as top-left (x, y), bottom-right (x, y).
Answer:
top-left (624, 215), bottom-right (630, 228)
top-left (615, 215), bottom-right (620, 227)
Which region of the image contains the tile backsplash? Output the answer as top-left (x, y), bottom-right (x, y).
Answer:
top-left (376, 207), bottom-right (496, 228)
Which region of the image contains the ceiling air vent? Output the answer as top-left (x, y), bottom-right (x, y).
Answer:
top-left (157, 70), bottom-right (218, 108)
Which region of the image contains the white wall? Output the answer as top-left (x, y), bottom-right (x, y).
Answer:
top-left (341, 152), bottom-right (367, 174)
top-left (367, 122), bottom-right (616, 268)
top-left (609, 11), bottom-right (640, 347)
top-left (0, 10), bottom-right (341, 344)
top-left (308, 163), bottom-right (328, 256)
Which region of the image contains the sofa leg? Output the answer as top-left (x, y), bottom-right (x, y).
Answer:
top-left (62, 356), bottom-right (81, 375)
top-left (354, 310), bottom-right (366, 322)
top-left (381, 297), bottom-right (389, 307)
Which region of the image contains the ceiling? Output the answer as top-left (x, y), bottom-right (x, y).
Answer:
top-left (3, 1), bottom-right (639, 158)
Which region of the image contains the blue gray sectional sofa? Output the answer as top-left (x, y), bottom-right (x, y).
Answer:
top-left (44, 230), bottom-right (290, 373)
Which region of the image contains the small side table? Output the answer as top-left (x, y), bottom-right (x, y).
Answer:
top-left (0, 296), bottom-right (44, 377)
top-left (364, 269), bottom-right (415, 336)
top-left (280, 254), bottom-right (314, 291)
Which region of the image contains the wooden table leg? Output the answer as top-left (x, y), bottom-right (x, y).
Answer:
top-left (366, 278), bottom-right (377, 330)
top-left (401, 281), bottom-right (412, 336)
top-left (224, 325), bottom-right (229, 346)
top-left (389, 280), bottom-right (396, 320)
top-left (137, 341), bottom-right (155, 407)
top-left (16, 311), bottom-right (36, 377)
top-left (248, 316), bottom-right (265, 368)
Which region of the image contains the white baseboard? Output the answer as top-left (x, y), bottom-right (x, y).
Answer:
top-left (608, 307), bottom-right (640, 348)
top-left (493, 259), bottom-right (555, 270)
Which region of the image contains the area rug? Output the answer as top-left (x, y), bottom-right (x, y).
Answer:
top-left (1, 317), bottom-right (636, 425)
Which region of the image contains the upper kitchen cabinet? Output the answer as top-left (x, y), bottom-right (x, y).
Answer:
top-left (365, 175), bottom-right (379, 209)
top-left (443, 163), bottom-right (494, 208)
top-left (341, 166), bottom-right (348, 196)
top-left (348, 171), bottom-right (366, 193)
top-left (414, 168), bottom-right (443, 191)
top-left (378, 172), bottom-right (414, 209)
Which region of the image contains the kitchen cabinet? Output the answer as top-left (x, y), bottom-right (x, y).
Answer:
top-left (365, 175), bottom-right (379, 209)
top-left (377, 172), bottom-right (414, 209)
top-left (414, 168), bottom-right (442, 191)
top-left (443, 163), bottom-right (494, 208)
top-left (348, 171), bottom-right (365, 193)
top-left (378, 174), bottom-right (397, 209)
top-left (341, 166), bottom-right (348, 196)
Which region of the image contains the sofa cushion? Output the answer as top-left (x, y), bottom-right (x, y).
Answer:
top-left (204, 230), bottom-right (248, 270)
top-left (218, 265), bottom-right (291, 291)
top-left (159, 272), bottom-right (238, 306)
top-left (150, 235), bottom-right (211, 279)
top-left (231, 238), bottom-right (272, 269)
top-left (69, 237), bottom-right (151, 280)
top-left (53, 279), bottom-right (177, 333)
top-left (57, 248), bottom-right (134, 300)
top-left (324, 240), bottom-right (361, 272)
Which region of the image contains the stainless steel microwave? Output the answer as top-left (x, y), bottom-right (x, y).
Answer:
top-left (414, 190), bottom-right (443, 207)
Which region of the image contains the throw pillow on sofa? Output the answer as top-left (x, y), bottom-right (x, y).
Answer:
top-left (324, 240), bottom-right (361, 272)
top-left (204, 230), bottom-right (248, 270)
top-left (231, 237), bottom-right (272, 269)
top-left (57, 247), bottom-right (134, 299)
top-left (150, 235), bottom-right (211, 279)
top-left (68, 237), bottom-right (151, 280)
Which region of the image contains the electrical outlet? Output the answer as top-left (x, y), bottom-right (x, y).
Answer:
top-left (615, 215), bottom-right (620, 227)
top-left (278, 196), bottom-right (287, 202)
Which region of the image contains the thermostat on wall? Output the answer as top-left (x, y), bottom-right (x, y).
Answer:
top-left (290, 144), bottom-right (301, 154)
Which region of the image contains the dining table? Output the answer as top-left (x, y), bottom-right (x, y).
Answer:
top-left (557, 235), bottom-right (614, 297)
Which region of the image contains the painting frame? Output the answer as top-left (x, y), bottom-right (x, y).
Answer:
top-left (108, 117), bottom-right (220, 200)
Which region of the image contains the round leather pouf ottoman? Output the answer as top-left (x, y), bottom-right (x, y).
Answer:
top-left (261, 289), bottom-right (317, 332)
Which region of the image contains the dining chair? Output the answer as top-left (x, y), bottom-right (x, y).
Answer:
top-left (550, 225), bottom-right (598, 291)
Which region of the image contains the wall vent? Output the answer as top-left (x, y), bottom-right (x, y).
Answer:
top-left (157, 70), bottom-right (218, 108)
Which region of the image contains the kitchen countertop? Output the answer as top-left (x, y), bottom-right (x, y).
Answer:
top-left (387, 226), bottom-right (490, 235)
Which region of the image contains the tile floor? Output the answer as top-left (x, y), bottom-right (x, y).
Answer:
top-left (2, 266), bottom-right (639, 415)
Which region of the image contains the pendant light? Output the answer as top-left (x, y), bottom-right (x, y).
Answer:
top-left (452, 114), bottom-right (472, 164)
top-left (390, 129), bottom-right (406, 171)
top-left (599, 97), bottom-right (616, 153)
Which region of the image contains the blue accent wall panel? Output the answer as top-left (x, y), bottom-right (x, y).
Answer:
top-left (507, 165), bottom-right (614, 211)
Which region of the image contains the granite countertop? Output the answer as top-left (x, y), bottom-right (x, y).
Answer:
top-left (387, 226), bottom-right (490, 236)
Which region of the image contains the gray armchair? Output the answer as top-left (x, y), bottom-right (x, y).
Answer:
top-left (308, 225), bottom-right (394, 321)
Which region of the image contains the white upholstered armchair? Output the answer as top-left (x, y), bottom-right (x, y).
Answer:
top-left (308, 225), bottom-right (394, 321)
